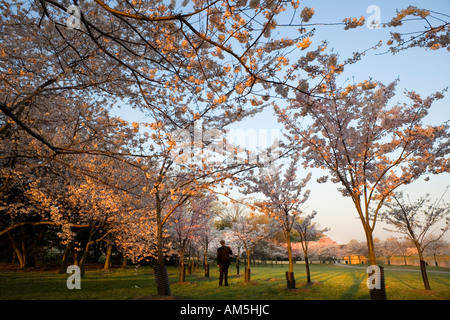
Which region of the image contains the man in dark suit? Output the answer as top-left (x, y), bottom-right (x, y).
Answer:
top-left (217, 240), bottom-right (233, 286)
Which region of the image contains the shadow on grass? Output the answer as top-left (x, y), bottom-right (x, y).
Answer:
top-left (340, 272), bottom-right (366, 300)
top-left (431, 276), bottom-right (450, 288)
top-left (389, 273), bottom-right (416, 290)
top-left (311, 272), bottom-right (345, 284)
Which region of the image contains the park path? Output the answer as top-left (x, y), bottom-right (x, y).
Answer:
top-left (334, 264), bottom-right (450, 275)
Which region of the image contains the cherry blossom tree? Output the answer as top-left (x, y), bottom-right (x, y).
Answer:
top-left (231, 213), bottom-right (276, 282)
top-left (308, 237), bottom-right (340, 263)
top-left (381, 190), bottom-right (450, 290)
top-left (338, 5), bottom-right (449, 54)
top-left (424, 238), bottom-right (449, 267)
top-left (131, 118), bottom-right (260, 294)
top-left (242, 154), bottom-right (311, 288)
top-left (3, 0), bottom-right (313, 294)
top-left (383, 6), bottom-right (450, 53)
top-left (0, 0), bottom-right (141, 162)
top-left (4, 0), bottom-right (449, 300)
top-left (193, 199), bottom-right (221, 277)
top-left (341, 239), bottom-right (368, 264)
top-left (0, 155), bottom-right (133, 269)
top-left (21, 156), bottom-right (142, 274)
top-left (25, 0), bottom-right (334, 133)
top-left (293, 212), bottom-right (328, 283)
top-left (276, 60), bottom-right (449, 268)
top-left (168, 194), bottom-right (216, 282)
top-left (0, 9), bottom-right (150, 263)
top-left (0, 169), bottom-right (69, 269)
top-left (391, 238), bottom-right (417, 266)
top-left (215, 199), bottom-right (252, 273)
top-left (379, 237), bottom-right (400, 265)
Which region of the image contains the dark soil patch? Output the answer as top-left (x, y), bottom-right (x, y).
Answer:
top-left (412, 289), bottom-right (436, 296)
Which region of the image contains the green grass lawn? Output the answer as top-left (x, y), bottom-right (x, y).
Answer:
top-left (0, 263), bottom-right (449, 300)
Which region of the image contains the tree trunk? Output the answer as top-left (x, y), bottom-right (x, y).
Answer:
top-left (154, 214), bottom-right (171, 296)
top-left (204, 243), bottom-right (209, 277)
top-left (179, 263), bottom-right (186, 283)
top-left (244, 250), bottom-right (251, 282)
top-left (304, 255), bottom-right (311, 283)
top-left (179, 250), bottom-right (186, 282)
top-left (154, 262), bottom-right (171, 296)
top-left (194, 250), bottom-right (199, 272)
top-left (79, 224), bottom-right (95, 277)
top-left (364, 228), bottom-right (376, 263)
top-left (59, 242), bottom-right (72, 274)
top-left (364, 228), bottom-right (387, 300)
top-left (103, 239), bottom-right (113, 271)
top-left (236, 247), bottom-right (240, 275)
top-left (285, 271), bottom-right (295, 289)
top-left (285, 231), bottom-right (295, 288)
top-left (8, 233), bottom-right (26, 268)
top-left (286, 230), bottom-right (294, 273)
top-left (73, 251), bottom-right (79, 266)
top-left (418, 250), bottom-right (431, 290)
top-left (245, 267), bottom-right (251, 282)
top-left (187, 256), bottom-right (192, 275)
top-left (368, 265), bottom-right (387, 300)
top-left (204, 263), bottom-right (209, 277)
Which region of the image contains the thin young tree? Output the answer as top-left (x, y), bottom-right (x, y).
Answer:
top-left (168, 194), bottom-right (216, 282)
top-left (392, 238), bottom-right (416, 266)
top-left (424, 237), bottom-right (449, 267)
top-left (293, 212), bottom-right (328, 283)
top-left (381, 190), bottom-right (450, 290)
top-left (380, 237), bottom-right (400, 265)
top-left (242, 154), bottom-right (312, 288)
top-left (231, 213), bottom-right (275, 282)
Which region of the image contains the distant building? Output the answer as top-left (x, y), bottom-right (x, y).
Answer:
top-left (342, 255), bottom-right (367, 264)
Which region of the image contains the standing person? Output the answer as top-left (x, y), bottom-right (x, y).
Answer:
top-left (217, 240), bottom-right (233, 286)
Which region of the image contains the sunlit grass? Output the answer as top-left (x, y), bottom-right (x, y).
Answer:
top-left (0, 263), bottom-right (449, 300)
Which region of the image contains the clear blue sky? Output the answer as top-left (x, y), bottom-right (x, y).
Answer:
top-left (113, 1), bottom-right (450, 244)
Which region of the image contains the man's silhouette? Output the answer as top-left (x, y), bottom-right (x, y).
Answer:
top-left (217, 240), bottom-right (233, 286)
